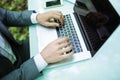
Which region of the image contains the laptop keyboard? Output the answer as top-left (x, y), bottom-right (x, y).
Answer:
top-left (56, 14), bottom-right (83, 53)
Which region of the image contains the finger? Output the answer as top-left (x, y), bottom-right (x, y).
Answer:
top-left (60, 45), bottom-right (73, 55)
top-left (60, 51), bottom-right (74, 59)
top-left (49, 13), bottom-right (64, 25)
top-left (44, 22), bottom-right (59, 27)
top-left (54, 11), bottom-right (64, 25)
top-left (55, 37), bottom-right (69, 44)
top-left (52, 11), bottom-right (62, 16)
top-left (59, 15), bottom-right (64, 25)
top-left (59, 42), bottom-right (70, 49)
top-left (50, 14), bottom-right (61, 20)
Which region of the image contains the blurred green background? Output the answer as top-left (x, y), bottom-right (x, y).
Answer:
top-left (0, 0), bottom-right (28, 42)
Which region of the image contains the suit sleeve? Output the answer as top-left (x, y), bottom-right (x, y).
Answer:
top-left (1, 58), bottom-right (41, 80)
top-left (1, 8), bottom-right (34, 26)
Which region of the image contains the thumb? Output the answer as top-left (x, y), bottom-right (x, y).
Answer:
top-left (60, 51), bottom-right (74, 60)
top-left (44, 22), bottom-right (59, 27)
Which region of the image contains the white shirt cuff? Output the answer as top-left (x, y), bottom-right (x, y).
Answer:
top-left (34, 53), bottom-right (48, 72)
top-left (31, 13), bottom-right (39, 24)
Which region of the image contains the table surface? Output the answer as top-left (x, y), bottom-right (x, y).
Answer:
top-left (28, 0), bottom-right (120, 80)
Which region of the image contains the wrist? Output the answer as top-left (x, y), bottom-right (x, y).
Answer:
top-left (36, 13), bottom-right (41, 23)
top-left (31, 12), bottom-right (39, 24)
top-left (34, 53), bottom-right (48, 72)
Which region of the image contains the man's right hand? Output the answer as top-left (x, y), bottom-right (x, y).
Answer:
top-left (40, 37), bottom-right (73, 64)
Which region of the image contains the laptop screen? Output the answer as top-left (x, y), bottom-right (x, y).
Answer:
top-left (73, 0), bottom-right (120, 55)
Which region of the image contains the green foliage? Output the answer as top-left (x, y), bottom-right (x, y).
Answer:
top-left (0, 0), bottom-right (27, 11)
top-left (8, 27), bottom-right (29, 42)
top-left (0, 0), bottom-right (28, 42)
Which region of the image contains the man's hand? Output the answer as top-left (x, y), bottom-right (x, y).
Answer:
top-left (40, 37), bottom-right (74, 63)
top-left (36, 10), bottom-right (64, 27)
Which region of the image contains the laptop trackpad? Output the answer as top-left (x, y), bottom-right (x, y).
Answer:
top-left (36, 25), bottom-right (58, 52)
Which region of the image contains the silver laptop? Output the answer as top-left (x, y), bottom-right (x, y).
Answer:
top-left (36, 0), bottom-right (120, 68)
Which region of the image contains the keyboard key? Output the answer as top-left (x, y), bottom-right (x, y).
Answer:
top-left (56, 14), bottom-right (83, 53)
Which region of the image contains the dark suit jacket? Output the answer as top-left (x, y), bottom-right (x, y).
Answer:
top-left (0, 8), bottom-right (40, 80)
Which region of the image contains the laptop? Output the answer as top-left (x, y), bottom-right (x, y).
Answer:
top-left (36, 0), bottom-right (120, 68)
